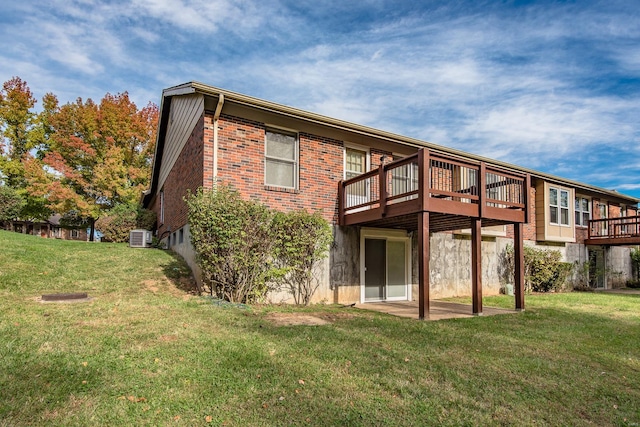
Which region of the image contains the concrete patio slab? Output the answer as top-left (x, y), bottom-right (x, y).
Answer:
top-left (355, 300), bottom-right (519, 320)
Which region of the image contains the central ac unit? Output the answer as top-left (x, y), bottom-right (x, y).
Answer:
top-left (129, 229), bottom-right (152, 248)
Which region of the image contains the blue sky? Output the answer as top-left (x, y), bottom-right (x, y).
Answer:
top-left (1, 0), bottom-right (639, 198)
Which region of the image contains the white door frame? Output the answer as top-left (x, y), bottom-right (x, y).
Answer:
top-left (360, 228), bottom-right (412, 303)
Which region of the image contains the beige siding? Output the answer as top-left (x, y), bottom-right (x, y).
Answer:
top-left (536, 181), bottom-right (575, 242)
top-left (535, 181), bottom-right (546, 241)
top-left (158, 94), bottom-right (205, 192)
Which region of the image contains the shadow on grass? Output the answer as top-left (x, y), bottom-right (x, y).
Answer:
top-left (160, 250), bottom-right (199, 294)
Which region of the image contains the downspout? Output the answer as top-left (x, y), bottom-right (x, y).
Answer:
top-left (213, 94), bottom-right (225, 181)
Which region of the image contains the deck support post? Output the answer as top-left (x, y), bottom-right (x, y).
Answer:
top-left (471, 218), bottom-right (482, 315)
top-left (514, 222), bottom-right (525, 311)
top-left (379, 163), bottom-right (387, 216)
top-left (418, 211), bottom-right (430, 320)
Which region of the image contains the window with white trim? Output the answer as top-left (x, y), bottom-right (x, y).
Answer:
top-left (344, 147), bottom-right (369, 206)
top-left (70, 229), bottom-right (79, 239)
top-left (391, 154), bottom-right (419, 201)
top-left (599, 202), bottom-right (608, 231)
top-left (549, 187), bottom-right (570, 226)
top-left (265, 129), bottom-right (298, 189)
top-left (575, 196), bottom-right (590, 227)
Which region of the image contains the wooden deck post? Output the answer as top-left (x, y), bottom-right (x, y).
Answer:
top-left (418, 149), bottom-right (430, 211)
top-left (338, 180), bottom-right (345, 226)
top-left (478, 162), bottom-right (486, 218)
top-left (471, 218), bottom-right (482, 315)
top-left (514, 222), bottom-right (525, 311)
top-left (379, 163), bottom-right (387, 216)
top-left (418, 211), bottom-right (430, 320)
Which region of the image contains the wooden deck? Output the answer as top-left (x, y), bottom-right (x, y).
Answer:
top-left (338, 148), bottom-right (529, 319)
top-left (338, 149), bottom-right (530, 232)
top-left (586, 216), bottom-right (640, 246)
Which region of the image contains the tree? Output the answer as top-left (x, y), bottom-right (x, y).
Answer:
top-left (0, 78), bottom-right (56, 221)
top-left (0, 185), bottom-right (24, 223)
top-left (0, 77), bottom-right (36, 188)
top-left (28, 92), bottom-right (158, 240)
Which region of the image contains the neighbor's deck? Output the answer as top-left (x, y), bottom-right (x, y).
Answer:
top-left (586, 216), bottom-right (640, 246)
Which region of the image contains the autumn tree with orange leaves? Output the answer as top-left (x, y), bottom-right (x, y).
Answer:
top-left (0, 77), bottom-right (159, 240)
top-left (33, 93), bottom-right (158, 240)
top-left (0, 77), bottom-right (52, 220)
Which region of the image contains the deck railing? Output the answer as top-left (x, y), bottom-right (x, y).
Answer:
top-left (339, 149), bottom-right (528, 224)
top-left (588, 216), bottom-right (640, 240)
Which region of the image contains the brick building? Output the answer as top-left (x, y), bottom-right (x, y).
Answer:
top-left (143, 82), bottom-right (640, 316)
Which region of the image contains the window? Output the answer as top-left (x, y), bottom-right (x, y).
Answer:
top-left (391, 154), bottom-right (419, 201)
top-left (575, 196), bottom-right (590, 227)
top-left (179, 228), bottom-right (184, 244)
top-left (620, 205), bottom-right (628, 234)
top-left (549, 187), bottom-right (570, 226)
top-left (70, 229), bottom-right (79, 239)
top-left (599, 203), bottom-right (608, 231)
top-left (344, 147), bottom-right (369, 207)
top-left (345, 148), bottom-right (367, 180)
top-left (599, 203), bottom-right (608, 219)
top-left (265, 129), bottom-right (298, 188)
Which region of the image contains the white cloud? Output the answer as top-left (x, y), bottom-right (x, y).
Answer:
top-left (1, 0), bottom-right (639, 196)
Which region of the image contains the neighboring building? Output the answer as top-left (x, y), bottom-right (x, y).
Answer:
top-left (142, 82), bottom-right (640, 317)
top-left (2, 215), bottom-right (89, 241)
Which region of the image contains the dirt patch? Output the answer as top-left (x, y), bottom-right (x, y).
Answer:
top-left (142, 280), bottom-right (161, 293)
top-left (265, 313), bottom-right (330, 326)
top-left (141, 278), bottom-right (197, 298)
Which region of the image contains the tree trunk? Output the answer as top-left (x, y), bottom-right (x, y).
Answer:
top-left (89, 218), bottom-right (96, 242)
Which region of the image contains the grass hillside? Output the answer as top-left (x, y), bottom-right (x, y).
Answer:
top-left (1, 230), bottom-right (639, 426)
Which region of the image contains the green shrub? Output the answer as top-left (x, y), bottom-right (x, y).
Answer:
top-left (186, 185), bottom-right (280, 303)
top-left (272, 210), bottom-right (332, 305)
top-left (626, 279), bottom-right (640, 289)
top-left (631, 247), bottom-right (640, 281)
top-left (95, 204), bottom-right (156, 243)
top-left (503, 245), bottom-right (573, 293)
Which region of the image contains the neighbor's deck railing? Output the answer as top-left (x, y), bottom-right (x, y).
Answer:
top-left (339, 149), bottom-right (529, 225)
top-left (588, 216), bottom-right (640, 241)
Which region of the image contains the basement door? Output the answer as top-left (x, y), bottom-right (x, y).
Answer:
top-left (589, 248), bottom-right (606, 289)
top-left (363, 236), bottom-right (409, 302)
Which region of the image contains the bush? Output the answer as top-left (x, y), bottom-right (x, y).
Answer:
top-left (186, 186), bottom-right (280, 303)
top-left (626, 279), bottom-right (640, 289)
top-left (95, 204), bottom-right (156, 243)
top-left (503, 245), bottom-right (573, 293)
top-left (631, 248), bottom-right (640, 281)
top-left (272, 210), bottom-right (332, 305)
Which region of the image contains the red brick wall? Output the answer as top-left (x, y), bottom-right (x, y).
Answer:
top-left (216, 114), bottom-right (344, 223)
top-left (156, 114), bottom-right (205, 238)
top-left (575, 226), bottom-right (588, 243)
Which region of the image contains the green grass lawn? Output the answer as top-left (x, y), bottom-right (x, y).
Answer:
top-left (1, 230), bottom-right (639, 426)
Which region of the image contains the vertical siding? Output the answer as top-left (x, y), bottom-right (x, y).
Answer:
top-left (158, 94), bottom-right (205, 192)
